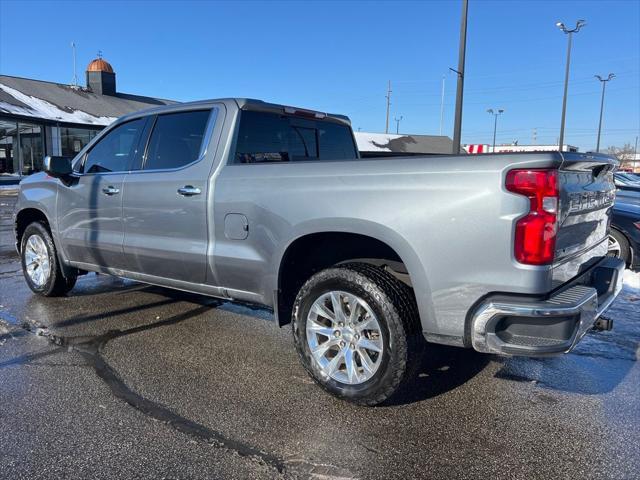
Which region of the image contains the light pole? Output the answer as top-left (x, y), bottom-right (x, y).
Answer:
top-left (556, 19), bottom-right (586, 152)
top-left (487, 108), bottom-right (504, 152)
top-left (595, 73), bottom-right (615, 152)
top-left (439, 75), bottom-right (445, 136)
top-left (385, 81), bottom-right (392, 134)
top-left (394, 116), bottom-right (403, 134)
top-left (452, 0), bottom-right (468, 154)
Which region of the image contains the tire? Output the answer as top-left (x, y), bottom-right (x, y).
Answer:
top-left (20, 222), bottom-right (77, 297)
top-left (292, 262), bottom-right (423, 406)
top-left (607, 229), bottom-right (631, 266)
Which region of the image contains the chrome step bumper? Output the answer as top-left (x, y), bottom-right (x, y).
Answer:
top-left (471, 257), bottom-right (625, 356)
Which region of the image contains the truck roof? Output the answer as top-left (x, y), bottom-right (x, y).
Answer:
top-left (117, 97), bottom-right (352, 126)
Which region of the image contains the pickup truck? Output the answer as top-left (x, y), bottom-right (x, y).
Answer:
top-left (14, 98), bottom-right (625, 405)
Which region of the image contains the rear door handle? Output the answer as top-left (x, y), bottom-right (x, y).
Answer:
top-left (177, 186), bottom-right (201, 196)
top-left (102, 186), bottom-right (120, 195)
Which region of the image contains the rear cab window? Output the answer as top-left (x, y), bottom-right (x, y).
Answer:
top-left (233, 110), bottom-right (357, 164)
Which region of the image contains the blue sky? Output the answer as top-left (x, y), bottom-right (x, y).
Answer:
top-left (0, 0), bottom-right (638, 150)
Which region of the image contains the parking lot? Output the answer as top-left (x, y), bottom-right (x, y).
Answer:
top-left (1, 190), bottom-right (639, 480)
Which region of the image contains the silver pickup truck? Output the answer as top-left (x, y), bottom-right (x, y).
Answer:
top-left (14, 98), bottom-right (624, 405)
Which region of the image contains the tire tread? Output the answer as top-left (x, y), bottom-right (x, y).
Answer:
top-left (21, 221), bottom-right (77, 297)
top-left (292, 262), bottom-right (423, 406)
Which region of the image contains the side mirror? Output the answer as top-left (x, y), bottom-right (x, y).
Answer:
top-left (43, 156), bottom-right (72, 178)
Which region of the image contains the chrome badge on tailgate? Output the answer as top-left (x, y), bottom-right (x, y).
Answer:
top-left (568, 190), bottom-right (615, 213)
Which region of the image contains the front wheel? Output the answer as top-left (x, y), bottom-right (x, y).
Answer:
top-left (20, 222), bottom-right (77, 296)
top-left (292, 263), bottom-right (423, 406)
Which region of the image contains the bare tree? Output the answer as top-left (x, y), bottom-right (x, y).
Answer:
top-left (606, 143), bottom-right (636, 170)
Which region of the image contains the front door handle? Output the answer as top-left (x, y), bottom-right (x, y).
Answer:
top-left (102, 186), bottom-right (120, 195)
top-left (177, 185), bottom-right (201, 196)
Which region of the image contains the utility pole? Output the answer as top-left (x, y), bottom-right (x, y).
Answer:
top-left (385, 80), bottom-right (392, 134)
top-left (556, 20), bottom-right (586, 151)
top-left (452, 0), bottom-right (469, 154)
top-left (634, 135), bottom-right (638, 171)
top-left (439, 75), bottom-right (445, 136)
top-left (595, 73), bottom-right (615, 152)
top-left (71, 42), bottom-right (78, 87)
top-left (487, 109), bottom-right (504, 153)
top-left (395, 116), bottom-right (403, 134)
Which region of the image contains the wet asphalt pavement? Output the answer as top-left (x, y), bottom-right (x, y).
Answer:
top-left (1, 190), bottom-right (639, 480)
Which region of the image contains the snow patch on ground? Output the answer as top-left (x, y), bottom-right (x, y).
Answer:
top-left (0, 83), bottom-right (117, 126)
top-left (624, 269), bottom-right (640, 292)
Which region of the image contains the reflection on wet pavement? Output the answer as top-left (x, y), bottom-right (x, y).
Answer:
top-left (1, 193), bottom-right (639, 479)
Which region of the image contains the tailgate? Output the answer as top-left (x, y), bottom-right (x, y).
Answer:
top-left (553, 152), bottom-right (618, 287)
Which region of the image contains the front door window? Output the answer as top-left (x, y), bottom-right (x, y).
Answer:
top-left (82, 118), bottom-right (146, 174)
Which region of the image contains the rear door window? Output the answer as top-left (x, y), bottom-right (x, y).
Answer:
top-left (83, 118), bottom-right (146, 173)
top-left (144, 110), bottom-right (211, 170)
top-left (233, 111), bottom-right (356, 163)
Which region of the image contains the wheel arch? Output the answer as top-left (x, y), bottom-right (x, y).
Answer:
top-left (15, 207), bottom-right (51, 254)
top-left (15, 207), bottom-right (77, 279)
top-left (273, 223), bottom-right (432, 329)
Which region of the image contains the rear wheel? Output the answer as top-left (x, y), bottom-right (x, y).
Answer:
top-left (608, 229), bottom-right (630, 266)
top-left (292, 262), bottom-right (423, 406)
top-left (20, 222), bottom-right (77, 296)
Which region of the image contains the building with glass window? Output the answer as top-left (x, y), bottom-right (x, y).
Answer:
top-left (0, 56), bottom-right (175, 184)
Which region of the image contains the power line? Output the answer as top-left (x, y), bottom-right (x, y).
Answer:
top-left (394, 71), bottom-right (638, 97)
top-left (396, 85), bottom-right (638, 107)
top-left (390, 55), bottom-right (640, 85)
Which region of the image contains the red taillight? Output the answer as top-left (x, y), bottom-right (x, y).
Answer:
top-left (506, 169), bottom-right (559, 265)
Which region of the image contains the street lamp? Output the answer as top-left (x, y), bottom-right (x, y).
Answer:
top-left (595, 73), bottom-right (615, 152)
top-left (556, 19), bottom-right (586, 151)
top-left (487, 108), bottom-right (504, 152)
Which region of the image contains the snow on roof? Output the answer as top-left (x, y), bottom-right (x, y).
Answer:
top-left (0, 83), bottom-right (118, 126)
top-left (354, 132), bottom-right (403, 152)
top-left (354, 131), bottom-right (455, 155)
top-left (0, 75), bottom-right (175, 127)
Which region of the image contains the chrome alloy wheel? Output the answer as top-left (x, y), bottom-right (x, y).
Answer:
top-left (608, 234), bottom-right (621, 258)
top-left (306, 290), bottom-right (384, 385)
top-left (24, 234), bottom-right (51, 287)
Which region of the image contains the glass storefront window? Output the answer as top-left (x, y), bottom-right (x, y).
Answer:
top-left (61, 127), bottom-right (100, 158)
top-left (19, 123), bottom-right (44, 176)
top-left (0, 118), bottom-right (104, 180)
top-left (0, 119), bottom-right (19, 177)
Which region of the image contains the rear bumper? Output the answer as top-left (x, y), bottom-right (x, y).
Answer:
top-left (471, 256), bottom-right (625, 356)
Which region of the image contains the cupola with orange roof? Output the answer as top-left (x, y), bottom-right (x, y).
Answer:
top-left (85, 51), bottom-right (116, 95)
